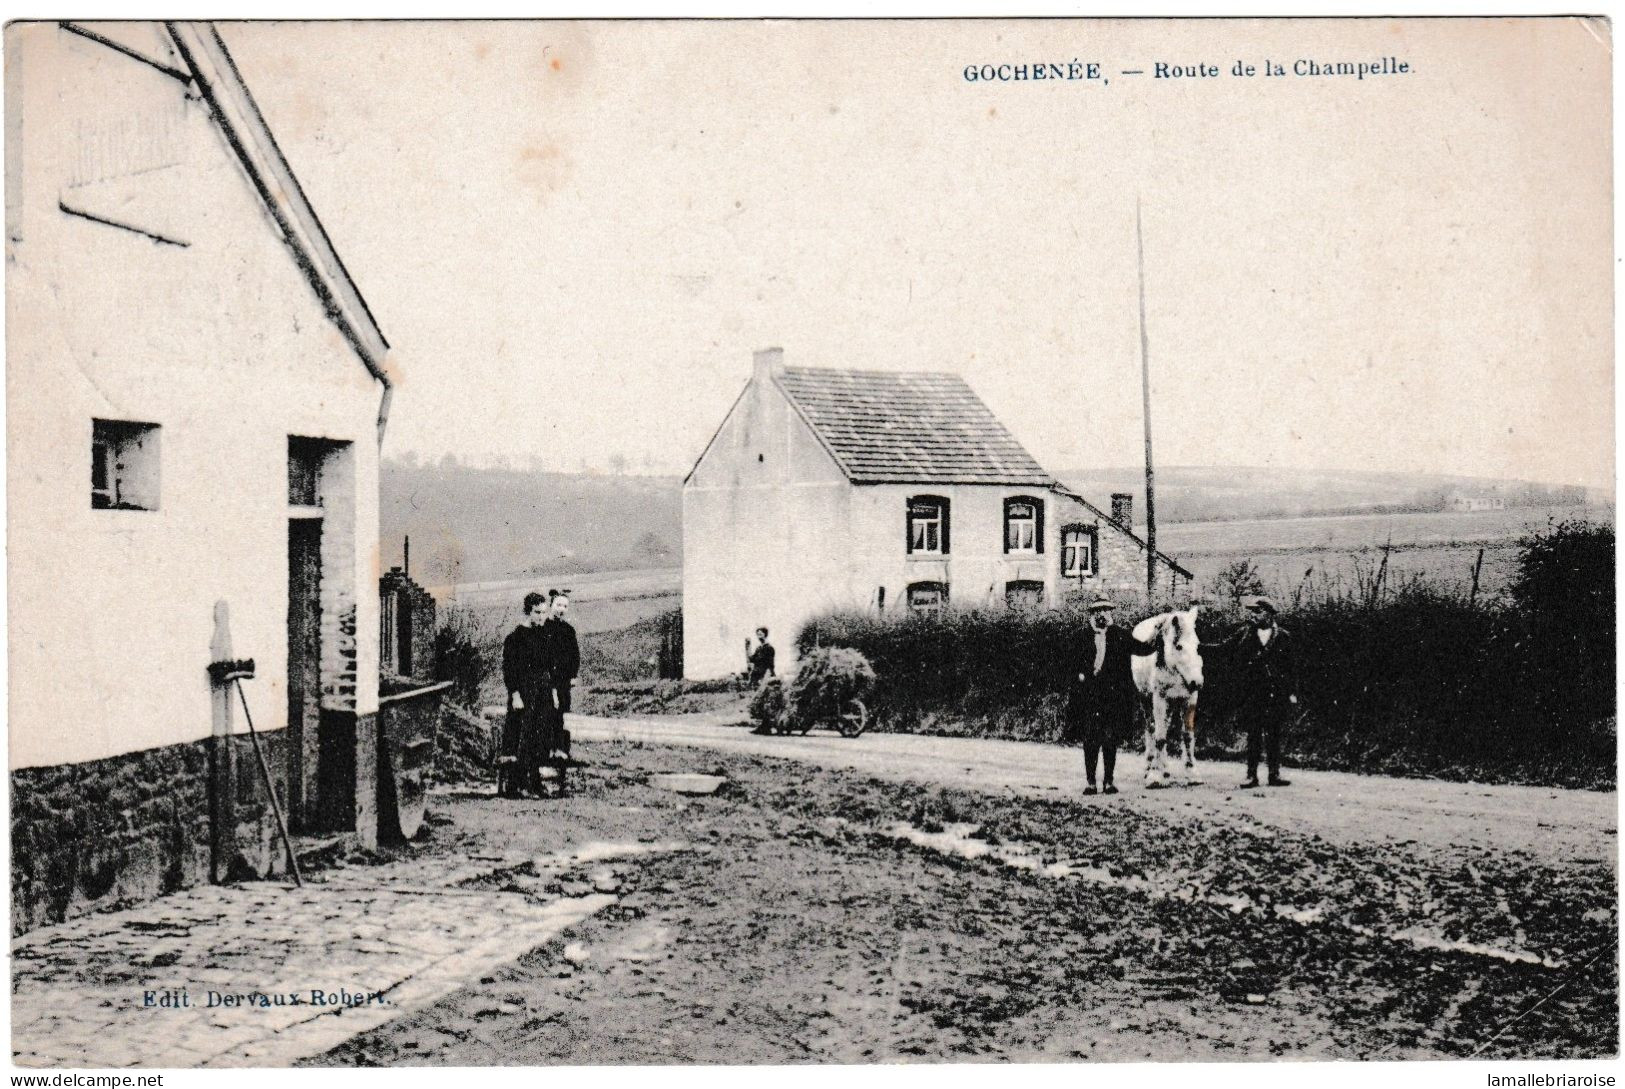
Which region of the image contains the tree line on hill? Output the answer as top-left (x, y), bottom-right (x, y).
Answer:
top-left (383, 457), bottom-right (1596, 585)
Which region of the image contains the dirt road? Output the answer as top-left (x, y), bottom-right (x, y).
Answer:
top-left (565, 712), bottom-right (1618, 865)
top-left (304, 735), bottom-right (1616, 1065)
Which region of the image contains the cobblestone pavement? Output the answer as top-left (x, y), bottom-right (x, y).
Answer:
top-left (9, 835), bottom-right (687, 1068)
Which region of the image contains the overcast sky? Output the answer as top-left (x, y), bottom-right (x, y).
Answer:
top-left (225, 18), bottom-right (1612, 489)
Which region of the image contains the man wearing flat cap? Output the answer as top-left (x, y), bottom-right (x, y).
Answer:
top-left (1063, 598), bottom-right (1158, 796)
top-left (1225, 595), bottom-right (1300, 788)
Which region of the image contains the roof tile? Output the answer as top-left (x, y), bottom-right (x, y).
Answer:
top-left (776, 367), bottom-right (1056, 486)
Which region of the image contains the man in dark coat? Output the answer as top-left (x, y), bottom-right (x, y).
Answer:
top-left (1064, 597), bottom-right (1158, 795)
top-left (539, 590), bottom-right (580, 764)
top-left (746, 627), bottom-right (776, 687)
top-left (501, 591), bottom-right (552, 797)
top-left (1225, 594), bottom-right (1300, 788)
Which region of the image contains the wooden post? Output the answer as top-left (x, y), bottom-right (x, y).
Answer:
top-left (1136, 197), bottom-right (1159, 608)
top-left (1469, 547), bottom-right (1485, 606)
top-left (1370, 536), bottom-right (1393, 608)
top-left (208, 601), bottom-right (236, 884)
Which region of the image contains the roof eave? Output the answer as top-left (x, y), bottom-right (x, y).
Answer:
top-left (166, 22), bottom-right (392, 419)
top-left (848, 477), bottom-right (1058, 487)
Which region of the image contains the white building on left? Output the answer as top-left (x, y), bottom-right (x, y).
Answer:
top-left (7, 22), bottom-right (393, 932)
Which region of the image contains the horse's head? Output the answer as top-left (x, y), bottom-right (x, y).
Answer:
top-left (1155, 606), bottom-right (1204, 695)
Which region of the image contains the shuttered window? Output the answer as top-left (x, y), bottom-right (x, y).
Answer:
top-left (1004, 496), bottom-right (1044, 554)
top-left (906, 496), bottom-right (950, 555)
top-left (1062, 525), bottom-right (1097, 577)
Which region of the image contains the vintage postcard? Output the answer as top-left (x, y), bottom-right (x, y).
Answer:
top-left (5, 16), bottom-right (1615, 1073)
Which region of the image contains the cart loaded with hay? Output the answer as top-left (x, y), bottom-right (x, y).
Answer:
top-left (749, 646), bottom-right (876, 738)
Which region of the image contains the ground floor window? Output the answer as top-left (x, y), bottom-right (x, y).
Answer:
top-left (907, 581), bottom-right (948, 616)
top-left (1004, 580), bottom-right (1044, 610)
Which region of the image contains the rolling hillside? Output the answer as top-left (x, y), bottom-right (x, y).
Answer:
top-left (1055, 466), bottom-right (1596, 524)
top-left (383, 459), bottom-right (1601, 586)
top-left (380, 460), bottom-right (681, 585)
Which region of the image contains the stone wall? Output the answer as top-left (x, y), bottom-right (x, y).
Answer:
top-left (225, 730), bottom-right (295, 881)
top-left (1059, 516), bottom-right (1192, 610)
top-left (10, 730), bottom-right (293, 935)
top-left (379, 567), bottom-right (437, 683)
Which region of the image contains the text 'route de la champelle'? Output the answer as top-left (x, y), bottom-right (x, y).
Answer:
top-left (962, 56), bottom-right (1412, 84)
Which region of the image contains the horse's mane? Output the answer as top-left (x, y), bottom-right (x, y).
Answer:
top-left (1138, 609), bottom-right (1197, 671)
top-left (1151, 614), bottom-right (1170, 668)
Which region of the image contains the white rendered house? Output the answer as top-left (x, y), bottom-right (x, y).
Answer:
top-left (681, 348), bottom-right (1191, 680)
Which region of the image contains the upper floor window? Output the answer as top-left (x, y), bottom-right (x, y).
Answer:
top-left (91, 419), bottom-right (160, 510)
top-left (906, 495), bottom-right (950, 555)
top-left (1061, 524), bottom-right (1098, 577)
top-left (1004, 496), bottom-right (1045, 554)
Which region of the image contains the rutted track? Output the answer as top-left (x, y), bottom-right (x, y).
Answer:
top-left (565, 711), bottom-right (1618, 864)
top-left (308, 740), bottom-right (1617, 1062)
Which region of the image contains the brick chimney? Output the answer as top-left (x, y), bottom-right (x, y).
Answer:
top-left (1111, 492), bottom-right (1133, 526)
top-left (753, 347), bottom-right (785, 381)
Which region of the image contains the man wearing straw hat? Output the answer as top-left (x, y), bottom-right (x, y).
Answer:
top-left (1228, 594), bottom-right (1300, 789)
top-left (1063, 597), bottom-right (1157, 796)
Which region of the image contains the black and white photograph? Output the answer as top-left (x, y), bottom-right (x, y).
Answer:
top-left (4, 14), bottom-right (1617, 1072)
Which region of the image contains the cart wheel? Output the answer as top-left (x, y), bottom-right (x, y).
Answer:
top-left (837, 698), bottom-right (869, 738)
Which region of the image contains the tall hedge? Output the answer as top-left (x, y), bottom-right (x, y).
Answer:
top-left (797, 519), bottom-right (1615, 788)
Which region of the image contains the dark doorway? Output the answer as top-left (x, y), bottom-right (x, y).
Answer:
top-left (287, 517), bottom-right (322, 832)
top-left (395, 590), bottom-right (414, 677)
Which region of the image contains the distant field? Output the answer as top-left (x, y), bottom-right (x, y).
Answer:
top-left (433, 567), bottom-right (680, 639)
top-left (424, 505), bottom-right (1612, 643)
top-left (1158, 506), bottom-right (1613, 599)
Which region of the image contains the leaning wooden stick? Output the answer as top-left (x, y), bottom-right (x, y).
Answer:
top-left (234, 680), bottom-right (303, 887)
top-left (210, 658), bottom-right (302, 887)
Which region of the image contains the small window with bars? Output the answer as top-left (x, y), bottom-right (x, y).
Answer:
top-left (1005, 580), bottom-right (1045, 611)
top-left (907, 581), bottom-right (948, 616)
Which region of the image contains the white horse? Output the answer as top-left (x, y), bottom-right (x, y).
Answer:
top-left (1130, 606), bottom-right (1205, 787)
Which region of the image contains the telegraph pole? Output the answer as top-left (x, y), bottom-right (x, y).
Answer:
top-left (1136, 197), bottom-right (1158, 608)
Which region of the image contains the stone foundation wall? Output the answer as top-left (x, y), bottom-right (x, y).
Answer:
top-left (225, 729), bottom-right (294, 881)
top-left (11, 729), bottom-right (294, 936)
top-left (317, 444), bottom-right (359, 713)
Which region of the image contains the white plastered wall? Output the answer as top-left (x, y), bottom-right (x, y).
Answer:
top-left (682, 364), bottom-right (852, 679)
top-left (7, 25), bottom-right (383, 769)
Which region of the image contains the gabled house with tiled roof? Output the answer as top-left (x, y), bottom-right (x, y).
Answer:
top-left (681, 348), bottom-right (1191, 679)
